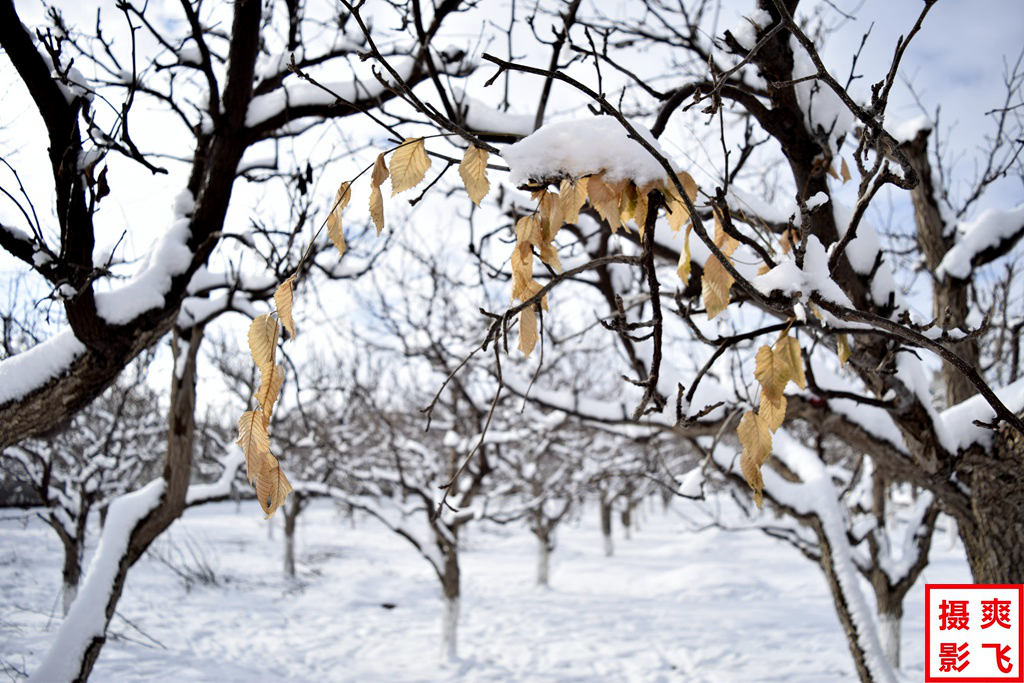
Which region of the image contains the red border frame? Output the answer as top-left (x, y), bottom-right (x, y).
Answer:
top-left (925, 584), bottom-right (1024, 682)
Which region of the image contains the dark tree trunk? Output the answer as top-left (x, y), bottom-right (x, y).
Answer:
top-left (283, 493), bottom-right (302, 578)
top-left (600, 499), bottom-right (613, 557)
top-left (440, 541), bottom-right (460, 661)
top-left (60, 534), bottom-right (82, 617)
top-left (958, 425), bottom-right (1024, 583)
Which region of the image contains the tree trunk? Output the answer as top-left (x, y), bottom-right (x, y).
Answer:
top-left (600, 499), bottom-right (613, 557)
top-left (32, 326), bottom-right (205, 682)
top-left (877, 604), bottom-right (901, 670)
top-left (535, 530), bottom-right (551, 587)
top-left (283, 494), bottom-right (300, 579)
top-left (958, 427), bottom-right (1024, 582)
top-left (620, 505), bottom-right (632, 540)
top-left (60, 537), bottom-right (81, 617)
top-left (440, 548), bottom-right (460, 662)
top-left (810, 518), bottom-right (895, 683)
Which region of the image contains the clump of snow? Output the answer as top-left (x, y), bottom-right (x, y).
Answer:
top-left (805, 191), bottom-right (829, 211)
top-left (831, 201), bottom-right (906, 310)
top-left (936, 203), bottom-right (1024, 280)
top-left (246, 58), bottom-right (414, 128)
top-left (940, 376), bottom-right (1024, 451)
top-left (729, 9), bottom-right (772, 51)
top-left (891, 114), bottom-right (932, 144)
top-left (501, 117), bottom-right (672, 187)
top-left (753, 235), bottom-right (852, 307)
top-left (454, 92), bottom-right (533, 137)
top-left (0, 330), bottom-right (86, 405)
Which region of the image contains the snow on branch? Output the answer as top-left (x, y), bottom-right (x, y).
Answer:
top-left (937, 203), bottom-right (1024, 279)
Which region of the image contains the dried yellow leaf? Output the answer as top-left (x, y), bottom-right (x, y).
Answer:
top-left (368, 185), bottom-right (384, 235)
top-left (840, 157), bottom-right (852, 183)
top-left (559, 177), bottom-right (588, 225)
top-left (371, 152), bottom-right (389, 187)
top-left (326, 181), bottom-right (351, 257)
top-left (538, 242), bottom-right (562, 273)
top-left (255, 451), bottom-right (292, 519)
top-left (737, 410), bottom-right (772, 508)
top-left (587, 172), bottom-right (624, 232)
top-left (618, 182), bottom-right (638, 226)
top-left (837, 333), bottom-right (851, 366)
top-left (518, 305), bottom-right (539, 357)
top-left (255, 362), bottom-right (285, 420)
top-left (701, 253), bottom-right (733, 319)
top-left (677, 224), bottom-right (692, 283)
top-left (273, 277), bottom-right (296, 339)
top-left (759, 393), bottom-right (787, 432)
top-left (247, 314), bottom-right (278, 368)
top-left (390, 138), bottom-right (431, 195)
top-left (713, 209), bottom-right (738, 256)
top-left (664, 170), bottom-right (698, 204)
top-left (634, 190), bottom-right (650, 236)
top-left (237, 410), bottom-right (270, 484)
top-left (369, 153), bottom-right (388, 235)
top-left (754, 344), bottom-right (790, 402)
top-left (459, 145), bottom-right (490, 206)
top-left (775, 334), bottom-right (806, 390)
top-left (333, 181), bottom-right (352, 213)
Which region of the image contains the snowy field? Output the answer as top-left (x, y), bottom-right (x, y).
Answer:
top-left (0, 498), bottom-right (970, 681)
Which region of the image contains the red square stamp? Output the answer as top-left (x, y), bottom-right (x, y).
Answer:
top-left (926, 584), bottom-right (1023, 682)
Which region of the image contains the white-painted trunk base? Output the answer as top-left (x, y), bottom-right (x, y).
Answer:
top-left (536, 537), bottom-right (550, 587)
top-left (441, 596), bottom-right (459, 662)
top-left (878, 612), bottom-right (900, 669)
top-left (603, 533), bottom-right (613, 557)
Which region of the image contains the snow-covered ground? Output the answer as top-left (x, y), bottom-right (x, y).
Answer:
top-left (0, 498), bottom-right (970, 681)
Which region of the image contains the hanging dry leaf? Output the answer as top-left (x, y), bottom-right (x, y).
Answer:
top-left (516, 214), bottom-right (542, 246)
top-left (518, 305), bottom-right (539, 356)
top-left (713, 209), bottom-right (739, 256)
top-left (559, 177), bottom-right (588, 225)
top-left (369, 153), bottom-right (389, 235)
top-left (759, 393), bottom-right (787, 432)
top-left (255, 362), bottom-right (285, 420)
top-left (459, 145), bottom-right (490, 206)
top-left (247, 314), bottom-right (278, 368)
top-left (754, 344), bottom-right (790, 402)
top-left (587, 173), bottom-right (624, 232)
top-left (701, 254), bottom-right (733, 319)
top-left (837, 333), bottom-right (851, 366)
top-left (634, 189), bottom-right (650, 236)
top-left (775, 334), bottom-right (806, 390)
top-left (737, 410), bottom-right (772, 508)
top-left (255, 451), bottom-right (292, 519)
top-left (618, 182), bottom-right (638, 227)
top-left (273, 277), bottom-right (296, 339)
top-left (390, 138), bottom-right (431, 195)
top-left (237, 410), bottom-right (270, 484)
top-left (326, 181), bottom-right (351, 256)
top-left (677, 224), bottom-right (693, 284)
top-left (538, 242), bottom-right (562, 273)
top-left (840, 157), bottom-right (852, 184)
